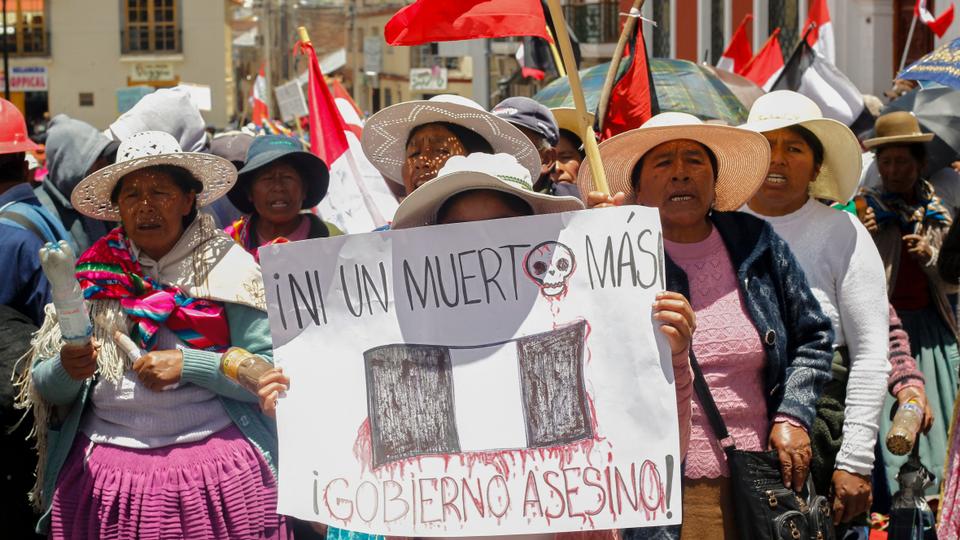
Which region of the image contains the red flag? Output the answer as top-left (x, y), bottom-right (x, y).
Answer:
top-left (803, 0), bottom-right (835, 63)
top-left (297, 41), bottom-right (349, 165)
top-left (602, 25), bottom-right (657, 140)
top-left (250, 64), bottom-right (269, 126)
top-left (742, 29), bottom-right (785, 91)
top-left (916, 0), bottom-right (955, 37)
top-left (385, 0), bottom-right (549, 45)
top-left (717, 15), bottom-right (753, 74)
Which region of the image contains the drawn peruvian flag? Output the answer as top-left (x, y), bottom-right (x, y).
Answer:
top-left (298, 40), bottom-right (397, 232)
top-left (916, 0), bottom-right (955, 38)
top-left (716, 15), bottom-right (753, 74)
top-left (742, 28), bottom-right (785, 91)
top-left (384, 0), bottom-right (550, 45)
top-left (363, 322), bottom-right (592, 468)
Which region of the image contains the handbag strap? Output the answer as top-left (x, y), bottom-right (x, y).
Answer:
top-left (689, 350), bottom-right (738, 451)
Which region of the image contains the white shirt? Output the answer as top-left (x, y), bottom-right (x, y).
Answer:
top-left (743, 199), bottom-right (891, 475)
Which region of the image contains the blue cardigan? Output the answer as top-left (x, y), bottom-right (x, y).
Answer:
top-left (665, 211), bottom-right (834, 429)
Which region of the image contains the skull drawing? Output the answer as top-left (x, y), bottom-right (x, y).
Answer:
top-left (524, 241), bottom-right (575, 298)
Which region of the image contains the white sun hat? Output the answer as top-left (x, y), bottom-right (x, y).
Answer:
top-left (361, 94), bottom-right (542, 185)
top-left (577, 112), bottom-right (771, 211)
top-left (72, 130), bottom-right (237, 221)
top-left (740, 90), bottom-right (863, 203)
top-left (391, 153), bottom-right (584, 230)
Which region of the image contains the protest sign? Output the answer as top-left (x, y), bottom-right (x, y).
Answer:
top-left (260, 206), bottom-right (681, 536)
top-left (275, 79), bottom-right (309, 122)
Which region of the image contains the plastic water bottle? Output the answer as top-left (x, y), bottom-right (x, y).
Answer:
top-left (220, 347), bottom-right (273, 394)
top-left (39, 241), bottom-right (91, 345)
top-left (886, 399), bottom-right (924, 455)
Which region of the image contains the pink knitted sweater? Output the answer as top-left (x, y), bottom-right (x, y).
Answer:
top-left (665, 228), bottom-right (769, 478)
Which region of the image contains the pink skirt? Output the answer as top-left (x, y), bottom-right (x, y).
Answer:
top-left (50, 425), bottom-right (292, 540)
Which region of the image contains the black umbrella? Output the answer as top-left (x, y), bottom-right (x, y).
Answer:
top-left (885, 86), bottom-right (960, 176)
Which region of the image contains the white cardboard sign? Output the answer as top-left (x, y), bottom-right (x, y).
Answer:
top-left (260, 206), bottom-right (681, 536)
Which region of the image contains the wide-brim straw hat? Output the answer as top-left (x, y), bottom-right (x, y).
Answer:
top-left (361, 94), bottom-right (542, 185)
top-left (551, 107), bottom-right (595, 139)
top-left (740, 90), bottom-right (863, 203)
top-left (392, 153), bottom-right (584, 229)
top-left (862, 110), bottom-right (934, 149)
top-left (72, 130), bottom-right (237, 221)
top-left (577, 112), bottom-right (770, 211)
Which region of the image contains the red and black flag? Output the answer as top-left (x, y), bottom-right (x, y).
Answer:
top-left (516, 1), bottom-right (582, 81)
top-left (601, 19), bottom-right (658, 140)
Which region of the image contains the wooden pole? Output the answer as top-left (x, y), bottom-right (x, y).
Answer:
top-left (597, 0), bottom-right (644, 134)
top-left (543, 25), bottom-right (566, 78)
top-left (544, 0), bottom-right (609, 194)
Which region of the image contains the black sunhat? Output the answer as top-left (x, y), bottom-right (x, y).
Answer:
top-left (228, 134), bottom-right (329, 214)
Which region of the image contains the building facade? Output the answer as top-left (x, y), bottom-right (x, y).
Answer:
top-left (4, 0), bottom-right (237, 132)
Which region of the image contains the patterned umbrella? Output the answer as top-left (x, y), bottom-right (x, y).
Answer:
top-left (532, 58), bottom-right (750, 125)
top-left (898, 37), bottom-right (960, 91)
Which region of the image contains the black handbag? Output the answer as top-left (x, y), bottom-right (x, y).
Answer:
top-left (689, 353), bottom-right (834, 540)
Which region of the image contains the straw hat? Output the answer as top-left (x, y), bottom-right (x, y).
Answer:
top-left (392, 153), bottom-right (584, 230)
top-left (740, 90), bottom-right (863, 203)
top-left (550, 107), bottom-right (595, 138)
top-left (361, 94), bottom-right (541, 185)
top-left (72, 131), bottom-right (237, 221)
top-left (577, 112), bottom-right (770, 211)
top-left (862, 111), bottom-right (934, 149)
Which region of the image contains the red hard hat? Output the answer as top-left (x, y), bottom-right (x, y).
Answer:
top-left (0, 98), bottom-right (39, 154)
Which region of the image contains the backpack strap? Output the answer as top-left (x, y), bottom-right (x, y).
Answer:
top-left (0, 207), bottom-right (46, 242)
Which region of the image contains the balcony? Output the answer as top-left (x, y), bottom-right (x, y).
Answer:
top-left (562, 1), bottom-right (620, 44)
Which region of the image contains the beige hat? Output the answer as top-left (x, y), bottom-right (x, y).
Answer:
top-left (577, 112), bottom-right (770, 211)
top-left (72, 130), bottom-right (237, 221)
top-left (361, 94), bottom-right (541, 185)
top-left (740, 90), bottom-right (863, 203)
top-left (392, 153), bottom-right (584, 230)
top-left (550, 107), bottom-right (595, 137)
top-left (863, 111), bottom-right (934, 149)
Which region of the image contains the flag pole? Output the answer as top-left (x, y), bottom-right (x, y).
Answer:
top-left (898, 13), bottom-right (919, 74)
top-left (544, 24), bottom-right (567, 77)
top-left (544, 0), bottom-right (609, 194)
top-left (597, 0), bottom-right (645, 134)
top-left (298, 25), bottom-right (387, 228)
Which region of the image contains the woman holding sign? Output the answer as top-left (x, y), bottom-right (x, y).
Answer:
top-left (18, 131), bottom-right (290, 539)
top-left (580, 113), bottom-right (834, 538)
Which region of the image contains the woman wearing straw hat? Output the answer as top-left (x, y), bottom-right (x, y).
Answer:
top-left (361, 95), bottom-right (542, 199)
top-left (225, 134), bottom-right (341, 262)
top-left (580, 113), bottom-right (834, 538)
top-left (858, 110), bottom-right (960, 504)
top-left (738, 90), bottom-right (915, 527)
top-left (19, 131), bottom-right (290, 539)
top-left (550, 108), bottom-right (593, 187)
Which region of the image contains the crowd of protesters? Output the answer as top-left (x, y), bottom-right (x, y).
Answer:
top-left (0, 79), bottom-right (959, 540)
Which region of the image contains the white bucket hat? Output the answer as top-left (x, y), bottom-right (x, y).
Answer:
top-left (577, 112), bottom-right (771, 211)
top-left (361, 94), bottom-right (542, 185)
top-left (740, 90), bottom-right (863, 203)
top-left (72, 130), bottom-right (237, 221)
top-left (392, 153), bottom-right (584, 230)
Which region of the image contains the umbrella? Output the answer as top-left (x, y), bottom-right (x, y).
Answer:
top-left (701, 65), bottom-right (765, 111)
top-left (885, 86), bottom-right (960, 175)
top-left (532, 58), bottom-right (750, 125)
top-left (898, 37), bottom-right (960, 90)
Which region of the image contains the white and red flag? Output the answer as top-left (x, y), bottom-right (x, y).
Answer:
top-left (250, 64), bottom-right (269, 126)
top-left (742, 29), bottom-right (785, 91)
top-left (716, 14), bottom-right (753, 74)
top-left (803, 0), bottom-right (835, 64)
top-left (297, 40), bottom-right (397, 232)
top-left (916, 0), bottom-right (955, 38)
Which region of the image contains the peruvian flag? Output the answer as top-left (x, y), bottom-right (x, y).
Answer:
top-left (742, 29), bottom-right (785, 91)
top-left (330, 78), bottom-right (363, 140)
top-left (385, 0), bottom-right (550, 45)
top-left (916, 0), bottom-right (955, 38)
top-left (601, 21), bottom-right (658, 140)
top-left (297, 40), bottom-right (397, 232)
top-left (804, 0), bottom-right (835, 64)
top-left (716, 15), bottom-right (753, 74)
top-left (250, 64), bottom-right (269, 126)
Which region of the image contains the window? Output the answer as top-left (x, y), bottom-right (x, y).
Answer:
top-left (652, 0), bottom-right (671, 58)
top-left (0, 0), bottom-right (48, 56)
top-left (78, 92), bottom-right (94, 107)
top-left (122, 0), bottom-right (180, 54)
top-left (411, 43), bottom-right (460, 70)
top-left (562, 0), bottom-right (618, 44)
top-left (709, 0), bottom-right (725, 64)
